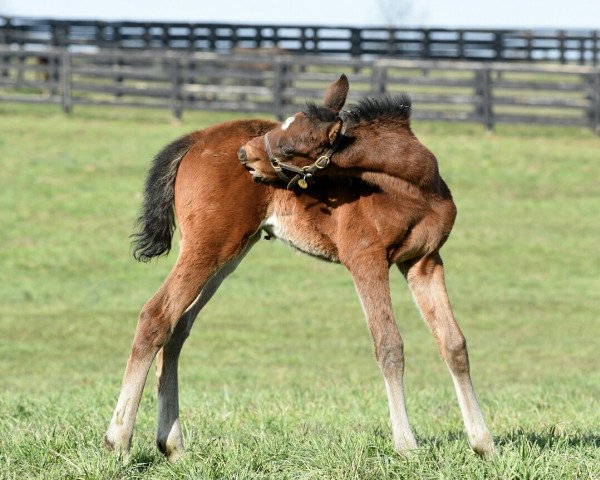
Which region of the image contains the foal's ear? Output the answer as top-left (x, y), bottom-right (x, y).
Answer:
top-left (323, 74), bottom-right (349, 113)
top-left (327, 118), bottom-right (344, 145)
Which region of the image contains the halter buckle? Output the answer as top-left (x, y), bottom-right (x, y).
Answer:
top-left (270, 158), bottom-right (283, 172)
top-left (315, 155), bottom-right (330, 169)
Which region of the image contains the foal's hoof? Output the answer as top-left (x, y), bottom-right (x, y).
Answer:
top-left (394, 439), bottom-right (418, 458)
top-left (166, 448), bottom-right (184, 463)
top-left (103, 433), bottom-right (121, 452)
top-left (157, 438), bottom-right (184, 463)
top-left (471, 434), bottom-right (495, 460)
top-left (103, 432), bottom-right (131, 460)
top-left (395, 448), bottom-right (415, 459)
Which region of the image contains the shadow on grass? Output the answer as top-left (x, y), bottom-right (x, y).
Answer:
top-left (420, 430), bottom-right (470, 450)
top-left (420, 427), bottom-right (600, 452)
top-left (125, 450), bottom-right (163, 474)
top-left (496, 428), bottom-right (600, 449)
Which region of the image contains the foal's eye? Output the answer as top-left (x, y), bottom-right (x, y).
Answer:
top-left (280, 146), bottom-right (294, 158)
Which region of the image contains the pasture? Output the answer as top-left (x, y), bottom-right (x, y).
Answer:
top-left (0, 103), bottom-right (599, 479)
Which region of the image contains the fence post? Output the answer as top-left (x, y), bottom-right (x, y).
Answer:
top-left (350, 28), bottom-right (361, 57)
top-left (114, 24), bottom-right (121, 49)
top-left (494, 31), bottom-right (504, 61)
top-left (558, 30), bottom-right (566, 64)
top-left (0, 18), bottom-right (9, 79)
top-left (371, 63), bottom-right (387, 95)
top-left (273, 58), bottom-right (285, 120)
top-left (458, 29), bottom-right (465, 59)
top-left (593, 72), bottom-right (600, 135)
top-left (387, 28), bottom-right (394, 56)
top-left (421, 29), bottom-right (430, 58)
top-left (0, 51), bottom-right (5, 81)
top-left (50, 19), bottom-right (57, 46)
top-left (50, 53), bottom-right (59, 96)
top-left (16, 50), bottom-right (25, 89)
top-left (61, 50), bottom-right (72, 114)
top-left (0, 16), bottom-right (8, 46)
top-left (475, 67), bottom-right (493, 131)
top-left (170, 57), bottom-right (183, 120)
top-left (115, 55), bottom-right (124, 100)
top-left (0, 17), bottom-right (10, 80)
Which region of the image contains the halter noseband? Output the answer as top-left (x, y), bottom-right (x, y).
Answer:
top-left (263, 119), bottom-right (347, 190)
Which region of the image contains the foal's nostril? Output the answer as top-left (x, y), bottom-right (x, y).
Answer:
top-left (237, 147), bottom-right (247, 163)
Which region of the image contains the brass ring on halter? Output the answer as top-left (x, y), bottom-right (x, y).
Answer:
top-left (315, 155), bottom-right (330, 169)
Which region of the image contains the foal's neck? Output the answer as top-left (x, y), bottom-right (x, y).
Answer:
top-left (335, 121), bottom-right (440, 191)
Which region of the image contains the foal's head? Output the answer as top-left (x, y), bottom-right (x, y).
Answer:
top-left (238, 74), bottom-right (350, 185)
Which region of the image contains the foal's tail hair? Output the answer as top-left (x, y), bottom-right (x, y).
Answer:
top-left (131, 134), bottom-right (194, 262)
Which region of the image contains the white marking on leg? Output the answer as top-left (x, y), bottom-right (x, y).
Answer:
top-left (384, 377), bottom-right (418, 453)
top-left (105, 360), bottom-right (152, 455)
top-left (449, 371), bottom-right (494, 457)
top-left (281, 116), bottom-right (295, 130)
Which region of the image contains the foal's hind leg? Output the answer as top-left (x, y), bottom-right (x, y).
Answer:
top-left (347, 253), bottom-right (418, 455)
top-left (155, 233), bottom-right (260, 461)
top-left (104, 246), bottom-right (227, 457)
top-left (154, 310), bottom-right (194, 461)
top-left (400, 253), bottom-right (494, 458)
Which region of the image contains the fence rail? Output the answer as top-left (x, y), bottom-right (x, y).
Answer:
top-left (0, 47), bottom-right (599, 134)
top-left (1, 17), bottom-right (599, 64)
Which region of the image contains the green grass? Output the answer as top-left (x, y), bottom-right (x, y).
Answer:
top-left (0, 103), bottom-right (599, 479)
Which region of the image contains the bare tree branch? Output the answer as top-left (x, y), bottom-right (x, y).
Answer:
top-left (376, 0), bottom-right (413, 27)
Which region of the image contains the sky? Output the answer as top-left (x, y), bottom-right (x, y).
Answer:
top-left (1, 0), bottom-right (599, 29)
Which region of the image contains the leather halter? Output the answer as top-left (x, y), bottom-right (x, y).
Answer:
top-left (263, 119), bottom-right (347, 190)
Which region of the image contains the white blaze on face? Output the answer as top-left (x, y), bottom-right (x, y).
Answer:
top-left (281, 116), bottom-right (295, 130)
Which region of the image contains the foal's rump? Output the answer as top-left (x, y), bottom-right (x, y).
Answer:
top-left (131, 119), bottom-right (277, 263)
top-left (173, 120), bottom-right (276, 243)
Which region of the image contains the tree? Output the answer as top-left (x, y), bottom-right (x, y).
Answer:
top-left (376, 0), bottom-right (413, 27)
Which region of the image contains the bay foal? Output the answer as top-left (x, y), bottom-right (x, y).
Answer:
top-left (105, 76), bottom-right (494, 460)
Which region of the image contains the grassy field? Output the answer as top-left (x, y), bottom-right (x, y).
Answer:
top-left (0, 103), bottom-right (599, 479)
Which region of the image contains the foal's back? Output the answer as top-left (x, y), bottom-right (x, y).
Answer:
top-left (173, 119), bottom-right (455, 267)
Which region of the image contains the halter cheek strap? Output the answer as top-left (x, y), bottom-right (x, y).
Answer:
top-left (263, 120), bottom-right (347, 190)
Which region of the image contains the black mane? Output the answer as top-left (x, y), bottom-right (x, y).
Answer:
top-left (349, 94), bottom-right (412, 123)
top-left (303, 93), bottom-right (412, 124)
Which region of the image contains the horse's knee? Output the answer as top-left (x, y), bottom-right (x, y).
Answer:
top-left (377, 340), bottom-right (405, 378)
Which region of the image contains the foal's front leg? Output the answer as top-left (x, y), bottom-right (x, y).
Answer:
top-left (348, 254), bottom-right (417, 455)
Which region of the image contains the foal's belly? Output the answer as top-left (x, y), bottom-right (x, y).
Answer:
top-left (261, 211), bottom-right (340, 263)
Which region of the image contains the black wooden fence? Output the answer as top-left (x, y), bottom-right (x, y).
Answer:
top-left (1, 17), bottom-right (599, 64)
top-left (1, 47), bottom-right (599, 133)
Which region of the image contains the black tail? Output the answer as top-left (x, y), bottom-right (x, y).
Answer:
top-left (131, 134), bottom-right (194, 262)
